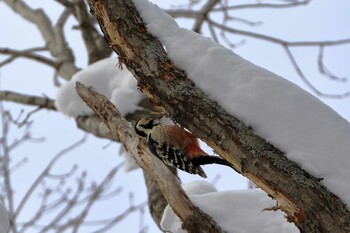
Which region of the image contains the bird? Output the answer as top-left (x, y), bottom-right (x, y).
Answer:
top-left (134, 117), bottom-right (234, 178)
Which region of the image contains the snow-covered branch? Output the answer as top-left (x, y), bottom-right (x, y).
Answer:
top-left (166, 0), bottom-right (350, 98)
top-left (86, 0), bottom-right (350, 232)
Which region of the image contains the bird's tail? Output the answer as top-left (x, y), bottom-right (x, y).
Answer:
top-left (192, 156), bottom-right (235, 170)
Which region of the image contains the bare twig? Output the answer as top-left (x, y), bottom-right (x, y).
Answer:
top-left (14, 135), bottom-right (88, 221)
top-left (214, 0), bottom-right (312, 11)
top-left (318, 46), bottom-right (347, 82)
top-left (207, 18), bottom-right (350, 47)
top-left (208, 18), bottom-right (350, 97)
top-left (38, 172), bottom-right (86, 233)
top-left (3, 0), bottom-right (79, 80)
top-left (89, 202), bottom-right (147, 233)
top-left (0, 47), bottom-right (60, 68)
top-left (284, 46), bottom-right (350, 98)
top-left (0, 91), bottom-right (56, 110)
top-left (192, 0), bottom-right (219, 32)
top-left (70, 165), bottom-right (122, 233)
top-left (0, 103), bottom-right (18, 232)
top-left (54, 0), bottom-right (74, 12)
top-left (0, 47), bottom-right (48, 68)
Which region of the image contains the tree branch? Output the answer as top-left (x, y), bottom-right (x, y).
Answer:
top-left (86, 0), bottom-right (350, 232)
top-left (214, 0), bottom-right (312, 11)
top-left (192, 0), bottom-right (219, 33)
top-left (76, 82), bottom-right (224, 233)
top-left (0, 91), bottom-right (57, 110)
top-left (4, 0), bottom-right (79, 80)
top-left (73, 0), bottom-right (112, 64)
top-left (0, 47), bottom-right (60, 68)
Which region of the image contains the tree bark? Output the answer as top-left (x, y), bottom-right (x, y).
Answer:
top-left (143, 167), bottom-right (177, 231)
top-left (86, 0), bottom-right (350, 232)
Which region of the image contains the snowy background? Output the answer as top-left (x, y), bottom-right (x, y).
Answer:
top-left (1, 0), bottom-right (350, 232)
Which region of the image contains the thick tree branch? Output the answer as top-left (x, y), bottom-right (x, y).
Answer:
top-left (76, 82), bottom-right (224, 233)
top-left (87, 0), bottom-right (350, 232)
top-left (142, 166), bottom-right (177, 231)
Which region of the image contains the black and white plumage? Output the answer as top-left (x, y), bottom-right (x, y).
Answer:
top-left (135, 118), bottom-right (233, 178)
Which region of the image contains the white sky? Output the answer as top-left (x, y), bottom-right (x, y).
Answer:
top-left (0, 0), bottom-right (349, 232)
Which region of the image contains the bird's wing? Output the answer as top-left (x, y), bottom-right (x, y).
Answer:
top-left (148, 137), bottom-right (207, 178)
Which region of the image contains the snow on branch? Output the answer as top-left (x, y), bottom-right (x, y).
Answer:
top-left (167, 0), bottom-right (350, 98)
top-left (87, 0), bottom-right (350, 232)
top-left (161, 181), bottom-right (299, 233)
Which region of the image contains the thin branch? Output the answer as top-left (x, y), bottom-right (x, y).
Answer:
top-left (192, 0), bottom-right (219, 33)
top-left (0, 103), bottom-right (18, 232)
top-left (9, 158), bottom-right (28, 173)
top-left (13, 107), bottom-right (41, 128)
top-left (14, 135), bottom-right (87, 220)
top-left (3, 0), bottom-right (79, 80)
top-left (47, 164), bottom-right (78, 180)
top-left (0, 91), bottom-right (56, 110)
top-left (0, 47), bottom-right (60, 68)
top-left (207, 18), bottom-right (350, 47)
top-left (54, 0), bottom-right (74, 12)
top-left (73, 0), bottom-right (108, 64)
top-left (89, 202), bottom-right (147, 233)
top-left (70, 165), bottom-right (121, 233)
top-left (166, 9), bottom-right (201, 19)
top-left (207, 17), bottom-right (350, 97)
top-left (38, 173), bottom-right (86, 233)
top-left (226, 16), bottom-right (263, 27)
top-left (214, 0), bottom-right (312, 11)
top-left (0, 46), bottom-right (47, 68)
top-left (318, 46), bottom-right (347, 82)
top-left (284, 46), bottom-right (350, 98)
top-left (166, 0), bottom-right (311, 19)
top-left (18, 189), bottom-right (51, 233)
top-left (207, 22), bottom-right (219, 43)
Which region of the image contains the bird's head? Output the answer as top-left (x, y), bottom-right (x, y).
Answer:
top-left (134, 117), bottom-right (159, 138)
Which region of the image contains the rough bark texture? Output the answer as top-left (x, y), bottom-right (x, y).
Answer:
top-left (87, 0), bottom-right (350, 232)
top-left (143, 167), bottom-right (177, 231)
top-left (76, 82), bottom-right (224, 233)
